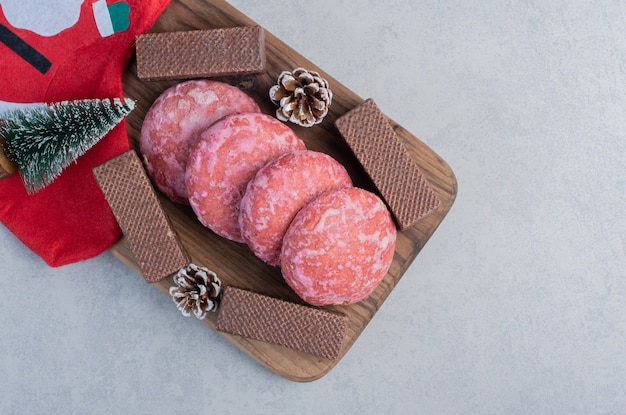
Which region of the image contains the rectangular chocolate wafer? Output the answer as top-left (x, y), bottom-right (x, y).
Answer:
top-left (215, 286), bottom-right (349, 360)
top-left (93, 150), bottom-right (190, 283)
top-left (136, 26), bottom-right (266, 81)
top-left (335, 99), bottom-right (441, 229)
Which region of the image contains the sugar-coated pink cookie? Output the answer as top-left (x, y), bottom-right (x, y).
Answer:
top-left (240, 150), bottom-right (353, 266)
top-left (140, 80), bottom-right (260, 204)
top-left (281, 187), bottom-right (397, 306)
top-left (186, 113), bottom-right (306, 242)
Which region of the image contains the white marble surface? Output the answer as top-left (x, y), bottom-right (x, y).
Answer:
top-left (2, 0), bottom-right (625, 413)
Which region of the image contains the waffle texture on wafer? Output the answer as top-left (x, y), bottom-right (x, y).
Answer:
top-left (93, 150), bottom-right (190, 282)
top-left (334, 98), bottom-right (440, 229)
top-left (215, 286), bottom-right (349, 360)
top-left (136, 26), bottom-right (266, 81)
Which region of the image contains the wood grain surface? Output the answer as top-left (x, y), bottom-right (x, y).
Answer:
top-left (114, 0), bottom-right (457, 382)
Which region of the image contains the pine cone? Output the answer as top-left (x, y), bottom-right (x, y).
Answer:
top-left (169, 264), bottom-right (222, 319)
top-left (269, 67), bottom-right (332, 127)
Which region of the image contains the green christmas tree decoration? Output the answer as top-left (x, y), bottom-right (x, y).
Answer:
top-left (0, 97), bottom-right (135, 193)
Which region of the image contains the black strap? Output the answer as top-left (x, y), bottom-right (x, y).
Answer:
top-left (0, 22), bottom-right (51, 74)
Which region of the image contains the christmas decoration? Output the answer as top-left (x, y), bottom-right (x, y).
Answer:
top-left (169, 264), bottom-right (223, 320)
top-left (0, 98), bottom-right (135, 193)
top-left (0, 0), bottom-right (171, 267)
top-left (92, 0), bottom-right (131, 38)
top-left (269, 67), bottom-right (332, 127)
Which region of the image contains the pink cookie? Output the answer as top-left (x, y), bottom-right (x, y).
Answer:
top-left (240, 150), bottom-right (353, 266)
top-left (140, 80), bottom-right (260, 204)
top-left (186, 113), bottom-right (306, 242)
top-left (281, 187), bottom-right (397, 306)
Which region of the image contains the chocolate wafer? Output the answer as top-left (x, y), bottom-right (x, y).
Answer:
top-left (93, 150), bottom-right (190, 283)
top-left (215, 286), bottom-right (348, 360)
top-left (136, 26), bottom-right (266, 81)
top-left (335, 99), bottom-right (440, 229)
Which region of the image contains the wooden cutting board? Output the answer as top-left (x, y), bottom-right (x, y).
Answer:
top-left (114, 0), bottom-right (457, 382)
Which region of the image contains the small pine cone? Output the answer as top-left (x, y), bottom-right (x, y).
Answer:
top-left (169, 264), bottom-right (222, 319)
top-left (269, 67), bottom-right (332, 127)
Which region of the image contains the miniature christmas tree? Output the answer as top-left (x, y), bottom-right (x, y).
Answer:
top-left (0, 97), bottom-right (135, 193)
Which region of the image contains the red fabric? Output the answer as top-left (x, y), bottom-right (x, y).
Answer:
top-left (0, 0), bottom-right (171, 266)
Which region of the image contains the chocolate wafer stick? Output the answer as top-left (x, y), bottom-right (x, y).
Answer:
top-left (136, 26), bottom-right (266, 81)
top-left (93, 150), bottom-right (190, 282)
top-left (335, 99), bottom-right (441, 229)
top-left (215, 286), bottom-right (348, 360)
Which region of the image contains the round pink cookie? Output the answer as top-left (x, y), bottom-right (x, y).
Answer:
top-left (280, 187), bottom-right (397, 306)
top-left (240, 150), bottom-right (353, 266)
top-left (140, 80), bottom-right (260, 204)
top-left (186, 112), bottom-right (306, 242)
